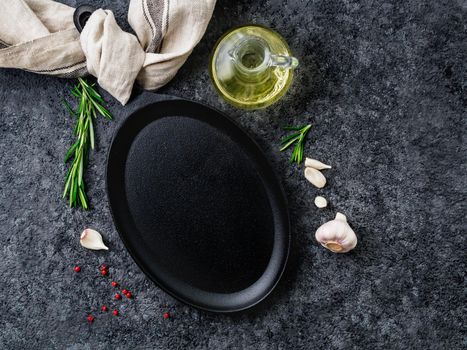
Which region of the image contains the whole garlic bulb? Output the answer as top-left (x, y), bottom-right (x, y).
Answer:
top-left (315, 212), bottom-right (357, 253)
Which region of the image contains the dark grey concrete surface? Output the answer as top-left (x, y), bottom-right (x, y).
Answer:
top-left (0, 0), bottom-right (466, 349)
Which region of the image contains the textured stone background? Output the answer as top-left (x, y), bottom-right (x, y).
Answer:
top-left (0, 0), bottom-right (466, 349)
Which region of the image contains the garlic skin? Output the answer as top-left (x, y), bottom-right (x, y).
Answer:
top-left (80, 229), bottom-right (109, 251)
top-left (305, 158), bottom-right (331, 170)
top-left (304, 167), bottom-right (326, 188)
top-left (314, 196), bottom-right (328, 208)
top-left (315, 212), bottom-right (357, 253)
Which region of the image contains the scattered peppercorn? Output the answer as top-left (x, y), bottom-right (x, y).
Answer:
top-left (76, 263), bottom-right (141, 320)
top-left (163, 312), bottom-right (170, 319)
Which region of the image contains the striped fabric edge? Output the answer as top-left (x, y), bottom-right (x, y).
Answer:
top-left (143, 0), bottom-right (168, 53)
top-left (24, 60), bottom-right (87, 77)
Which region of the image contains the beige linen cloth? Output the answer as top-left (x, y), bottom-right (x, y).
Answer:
top-left (0, 0), bottom-right (216, 104)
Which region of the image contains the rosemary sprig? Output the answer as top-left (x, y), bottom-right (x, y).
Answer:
top-left (63, 78), bottom-right (112, 209)
top-left (280, 124), bottom-right (312, 164)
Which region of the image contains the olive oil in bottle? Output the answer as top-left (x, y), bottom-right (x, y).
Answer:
top-left (210, 25), bottom-right (298, 109)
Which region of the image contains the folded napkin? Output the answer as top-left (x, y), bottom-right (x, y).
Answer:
top-left (0, 0), bottom-right (216, 105)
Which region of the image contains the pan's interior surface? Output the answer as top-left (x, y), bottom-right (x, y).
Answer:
top-left (107, 98), bottom-right (289, 312)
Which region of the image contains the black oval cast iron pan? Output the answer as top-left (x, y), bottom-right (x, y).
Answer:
top-left (106, 92), bottom-right (290, 312)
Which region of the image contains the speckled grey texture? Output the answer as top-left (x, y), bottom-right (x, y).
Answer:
top-left (0, 0), bottom-right (466, 349)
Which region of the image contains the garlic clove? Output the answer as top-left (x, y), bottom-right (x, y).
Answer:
top-left (80, 228), bottom-right (109, 251)
top-left (314, 196), bottom-right (328, 208)
top-left (314, 212), bottom-right (357, 253)
top-left (335, 212), bottom-right (347, 222)
top-left (304, 167), bottom-right (326, 188)
top-left (305, 158), bottom-right (331, 170)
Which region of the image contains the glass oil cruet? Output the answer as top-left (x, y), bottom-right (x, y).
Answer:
top-left (210, 25), bottom-right (298, 109)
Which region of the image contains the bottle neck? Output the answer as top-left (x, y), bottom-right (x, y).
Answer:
top-left (230, 37), bottom-right (271, 83)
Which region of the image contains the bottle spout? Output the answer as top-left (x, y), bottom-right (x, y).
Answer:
top-left (269, 54), bottom-right (299, 69)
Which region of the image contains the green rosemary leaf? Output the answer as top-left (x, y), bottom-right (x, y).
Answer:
top-left (71, 89), bottom-right (81, 98)
top-left (92, 100), bottom-right (112, 120)
top-left (279, 124), bottom-right (312, 165)
top-left (69, 174), bottom-right (75, 207)
top-left (63, 169), bottom-right (72, 198)
top-left (280, 136), bottom-right (300, 152)
top-left (78, 97), bottom-right (85, 117)
top-left (78, 153), bottom-right (84, 186)
top-left (85, 84), bottom-right (104, 102)
top-left (280, 132), bottom-right (301, 144)
top-left (64, 140), bottom-right (79, 163)
top-left (63, 78), bottom-right (112, 209)
top-left (89, 118), bottom-right (95, 150)
top-left (78, 77), bottom-right (89, 88)
top-left (78, 186), bottom-right (88, 210)
top-left (63, 99), bottom-right (76, 117)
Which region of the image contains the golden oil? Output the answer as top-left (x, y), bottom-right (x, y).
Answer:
top-left (210, 25), bottom-right (298, 110)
